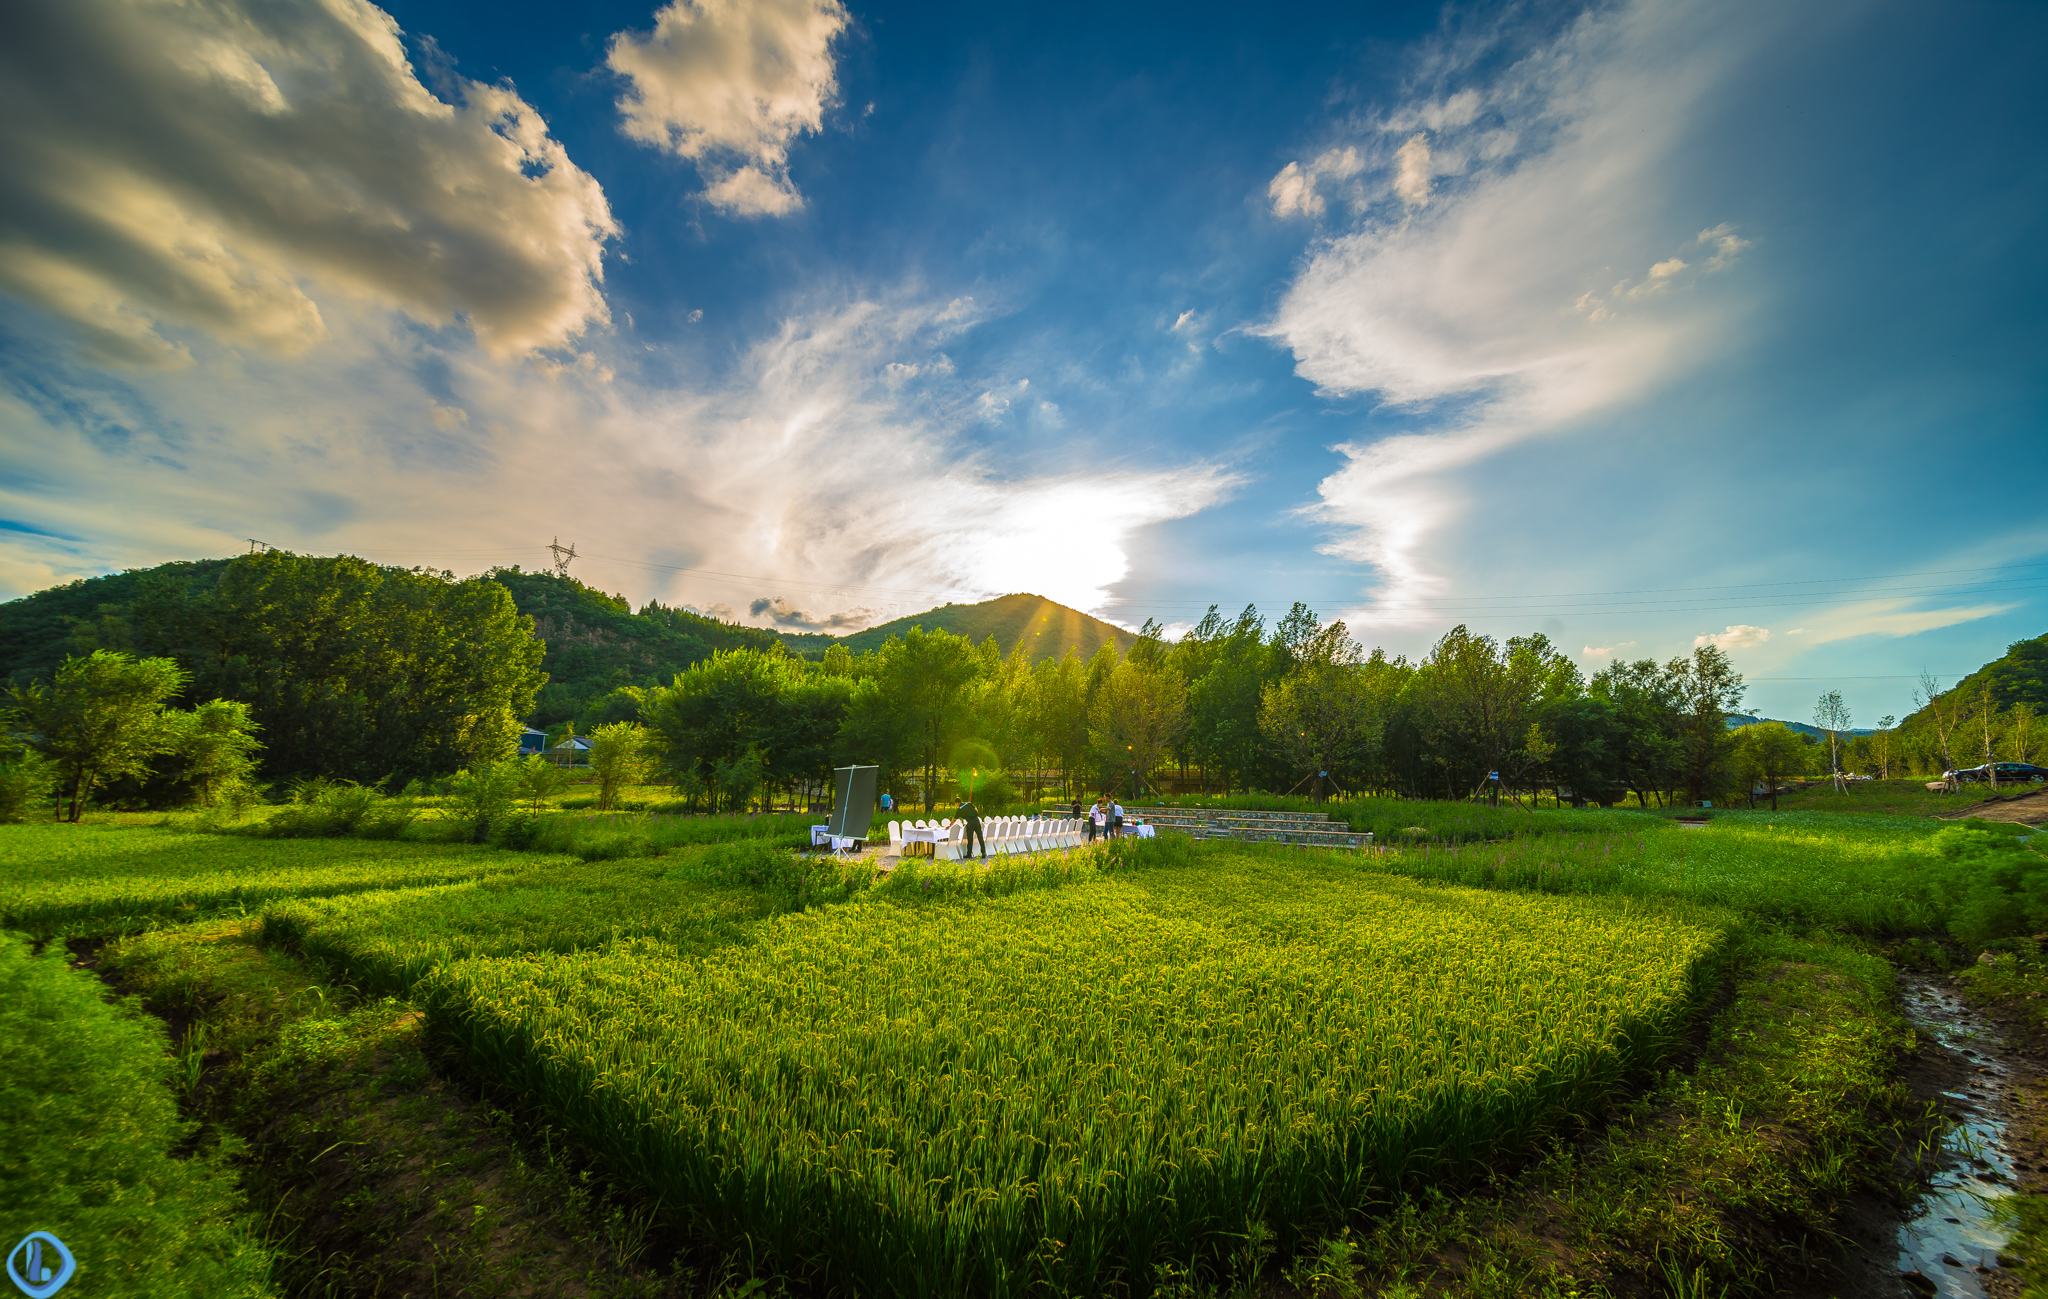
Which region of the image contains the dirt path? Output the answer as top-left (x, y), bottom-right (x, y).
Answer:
top-left (1937, 789), bottom-right (2048, 826)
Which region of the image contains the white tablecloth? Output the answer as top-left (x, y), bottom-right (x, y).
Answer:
top-left (1135, 824), bottom-right (1156, 838)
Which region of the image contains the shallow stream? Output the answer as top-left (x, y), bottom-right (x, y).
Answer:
top-left (1896, 978), bottom-right (2020, 1295)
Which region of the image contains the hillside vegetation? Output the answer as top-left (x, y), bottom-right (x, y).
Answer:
top-left (777, 592), bottom-right (1135, 664)
top-left (1, 560), bottom-right (1129, 740)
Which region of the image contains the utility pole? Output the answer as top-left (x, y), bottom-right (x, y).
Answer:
top-left (547, 537), bottom-right (578, 578)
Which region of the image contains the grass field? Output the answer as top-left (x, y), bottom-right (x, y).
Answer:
top-left (260, 855), bottom-right (774, 995)
top-left (415, 858), bottom-right (1727, 1294)
top-left (4, 788), bottom-right (2039, 1296)
top-left (0, 821), bottom-right (534, 937)
top-left (0, 934), bottom-right (277, 1298)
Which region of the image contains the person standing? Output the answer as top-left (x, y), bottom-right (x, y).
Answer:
top-left (957, 797), bottom-right (987, 860)
top-left (880, 791), bottom-right (894, 813)
top-left (1090, 799), bottom-right (1107, 842)
top-left (1110, 799), bottom-right (1125, 838)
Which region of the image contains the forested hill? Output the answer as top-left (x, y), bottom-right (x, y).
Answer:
top-left (0, 561), bottom-right (1129, 736)
top-left (1874, 630), bottom-right (2048, 737)
top-left (0, 558), bottom-right (234, 685)
top-left (483, 568), bottom-right (786, 725)
top-left (1939, 632), bottom-right (2048, 711)
top-left (774, 593), bottom-right (1136, 664)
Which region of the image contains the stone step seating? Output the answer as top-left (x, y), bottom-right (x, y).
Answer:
top-left (1131, 805), bottom-right (1371, 850)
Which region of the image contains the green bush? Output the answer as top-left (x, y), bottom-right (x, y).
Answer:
top-left (0, 746), bottom-right (58, 823)
top-left (443, 762), bottom-right (520, 843)
top-left (0, 933), bottom-right (277, 1297)
top-left (1936, 823), bottom-right (2048, 948)
top-left (262, 777), bottom-right (418, 838)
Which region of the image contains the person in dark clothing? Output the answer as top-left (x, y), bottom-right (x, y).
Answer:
top-left (957, 799), bottom-right (986, 859)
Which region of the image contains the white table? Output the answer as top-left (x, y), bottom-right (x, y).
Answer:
top-left (1135, 824), bottom-right (1156, 838)
top-left (899, 826), bottom-right (953, 856)
top-left (812, 825), bottom-right (863, 853)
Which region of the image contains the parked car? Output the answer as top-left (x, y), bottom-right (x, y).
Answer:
top-left (1955, 762), bottom-right (2048, 784)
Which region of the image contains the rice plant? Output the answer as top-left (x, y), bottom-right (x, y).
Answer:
top-left (415, 855), bottom-right (1729, 1296)
top-left (0, 822), bottom-right (529, 936)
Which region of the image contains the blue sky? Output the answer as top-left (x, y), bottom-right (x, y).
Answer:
top-left (1, 0), bottom-right (2044, 721)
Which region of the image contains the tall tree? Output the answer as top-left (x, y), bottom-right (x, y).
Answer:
top-left (1091, 651), bottom-right (1188, 799)
top-left (836, 627), bottom-right (982, 811)
top-left (1183, 605), bottom-right (1279, 794)
top-left (1026, 652), bottom-right (1092, 800)
top-left (10, 650), bottom-right (188, 821)
top-left (162, 552), bottom-right (546, 783)
top-left (1812, 689), bottom-right (1852, 792)
top-left (1590, 660), bottom-right (1685, 808)
top-left (2009, 702), bottom-right (2039, 766)
top-left (643, 648), bottom-right (812, 811)
top-left (1915, 670), bottom-right (1966, 782)
top-left (1411, 627), bottom-right (1578, 799)
top-left (1730, 721), bottom-right (1811, 810)
top-left (1257, 622), bottom-right (1394, 801)
top-left (1869, 715), bottom-right (1898, 780)
top-left (1669, 645), bottom-right (1745, 806)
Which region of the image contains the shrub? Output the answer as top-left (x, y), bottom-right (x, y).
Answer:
top-left (265, 777), bottom-right (418, 838)
top-left (444, 762), bottom-right (520, 843)
top-left (0, 746), bottom-right (57, 823)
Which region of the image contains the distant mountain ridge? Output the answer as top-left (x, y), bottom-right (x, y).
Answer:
top-left (1726, 714), bottom-right (1874, 739)
top-left (774, 593), bottom-right (1135, 663)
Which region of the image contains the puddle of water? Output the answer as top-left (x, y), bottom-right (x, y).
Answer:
top-left (1896, 979), bottom-right (2018, 1296)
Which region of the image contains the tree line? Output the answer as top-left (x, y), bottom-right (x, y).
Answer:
top-left (581, 604), bottom-right (1763, 813)
top-left (19, 549), bottom-right (2027, 821)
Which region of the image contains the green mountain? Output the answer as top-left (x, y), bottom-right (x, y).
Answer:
top-left (1, 561), bottom-right (1135, 734)
top-left (0, 558), bottom-right (233, 686)
top-left (774, 593), bottom-right (1136, 664)
top-left (482, 568), bottom-right (789, 726)
top-left (1940, 632), bottom-right (2048, 711)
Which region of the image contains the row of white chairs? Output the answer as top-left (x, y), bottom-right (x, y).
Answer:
top-left (885, 817), bottom-right (1087, 860)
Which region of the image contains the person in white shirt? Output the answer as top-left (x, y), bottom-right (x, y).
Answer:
top-left (1110, 801), bottom-right (1125, 838)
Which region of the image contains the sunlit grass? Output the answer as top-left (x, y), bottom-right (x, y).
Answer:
top-left (416, 854), bottom-right (1729, 1294)
top-left (0, 821), bottom-right (531, 936)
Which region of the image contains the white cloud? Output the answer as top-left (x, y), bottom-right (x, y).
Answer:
top-left (1392, 134), bottom-right (1433, 207)
top-left (1260, 0), bottom-right (1784, 625)
top-left (1695, 624), bottom-right (1770, 650)
top-left (1268, 147), bottom-right (1365, 219)
top-left (0, 290), bottom-right (1237, 621)
top-left (1763, 601), bottom-right (2015, 646)
top-left (1582, 645), bottom-right (1613, 658)
top-left (0, 0), bottom-right (617, 368)
top-left (609, 0), bottom-right (848, 217)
